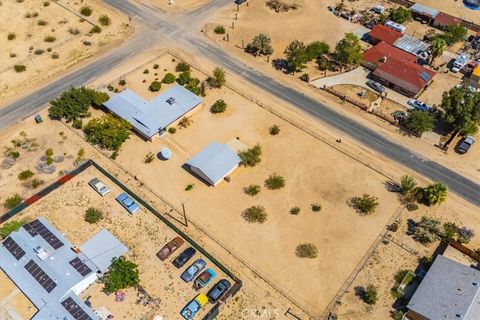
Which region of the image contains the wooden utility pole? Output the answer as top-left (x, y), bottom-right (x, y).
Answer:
top-left (182, 202), bottom-right (188, 227)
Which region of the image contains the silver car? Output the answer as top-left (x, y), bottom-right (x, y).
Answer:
top-left (88, 178), bottom-right (111, 196)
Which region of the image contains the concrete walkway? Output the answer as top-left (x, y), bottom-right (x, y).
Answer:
top-left (310, 67), bottom-right (410, 107)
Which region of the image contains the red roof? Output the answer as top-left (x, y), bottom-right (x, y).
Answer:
top-left (368, 24), bottom-right (403, 45)
top-left (373, 59), bottom-right (436, 95)
top-left (434, 12), bottom-right (461, 27)
top-left (363, 41), bottom-right (417, 65)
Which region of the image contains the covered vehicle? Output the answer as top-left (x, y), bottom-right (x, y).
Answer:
top-left (193, 268), bottom-right (216, 290)
top-left (457, 136), bottom-right (475, 154)
top-left (180, 293), bottom-right (208, 320)
top-left (407, 99), bottom-right (430, 112)
top-left (207, 279), bottom-right (232, 303)
top-left (181, 259), bottom-right (206, 282)
top-left (89, 178), bottom-right (111, 197)
top-left (173, 247), bottom-right (196, 268)
top-left (116, 192), bottom-right (140, 214)
top-left (157, 237), bottom-right (185, 261)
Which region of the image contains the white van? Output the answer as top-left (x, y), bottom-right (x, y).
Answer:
top-left (385, 20), bottom-right (406, 33)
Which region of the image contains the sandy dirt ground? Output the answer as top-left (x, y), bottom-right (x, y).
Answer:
top-left (0, 0), bottom-right (133, 104)
top-left (0, 271), bottom-right (36, 320)
top-left (133, 0), bottom-right (212, 13)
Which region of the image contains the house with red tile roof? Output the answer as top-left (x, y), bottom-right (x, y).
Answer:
top-left (433, 12), bottom-right (461, 29)
top-left (362, 41), bottom-right (417, 70)
top-left (368, 24), bottom-right (403, 45)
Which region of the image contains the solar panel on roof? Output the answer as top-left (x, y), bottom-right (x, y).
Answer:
top-left (69, 257), bottom-right (93, 277)
top-left (61, 296), bottom-right (93, 320)
top-left (3, 237), bottom-right (25, 260)
top-left (24, 259), bottom-right (57, 293)
top-left (420, 71), bottom-right (431, 82)
top-left (24, 219), bottom-right (64, 249)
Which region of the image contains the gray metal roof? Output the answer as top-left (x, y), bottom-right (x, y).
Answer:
top-left (81, 229), bottom-right (128, 273)
top-left (186, 141), bottom-right (241, 186)
top-left (410, 3), bottom-right (439, 18)
top-left (394, 34), bottom-right (430, 56)
top-left (104, 84), bottom-right (202, 138)
top-left (0, 217), bottom-right (127, 320)
top-left (408, 255), bottom-right (480, 320)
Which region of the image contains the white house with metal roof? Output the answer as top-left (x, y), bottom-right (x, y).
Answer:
top-left (186, 141), bottom-right (241, 186)
top-left (0, 217), bottom-right (128, 320)
top-left (406, 255), bottom-right (480, 320)
top-left (103, 84), bottom-right (203, 140)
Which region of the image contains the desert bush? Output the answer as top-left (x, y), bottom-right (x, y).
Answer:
top-left (43, 1), bottom-right (50, 6)
top-left (18, 169), bottom-right (34, 181)
top-left (177, 71), bottom-right (192, 85)
top-left (178, 116), bottom-right (192, 128)
top-left (144, 152), bottom-right (155, 164)
top-left (413, 216), bottom-right (441, 244)
top-left (457, 227), bottom-right (475, 244)
top-left (25, 178), bottom-right (45, 189)
top-left (245, 34), bottom-right (273, 56)
top-left (214, 25), bottom-right (226, 34)
top-left (295, 243), bottom-right (318, 258)
top-left (68, 27), bottom-right (80, 35)
top-left (350, 194), bottom-right (379, 215)
top-left (149, 81), bottom-right (161, 92)
top-left (99, 14), bottom-right (111, 26)
top-left (363, 285), bottom-right (378, 305)
top-left (243, 184), bottom-right (261, 196)
top-left (47, 47), bottom-right (52, 52)
top-left (242, 205), bottom-right (267, 223)
top-left (90, 25), bottom-right (102, 34)
top-left (238, 144), bottom-right (262, 167)
top-left (311, 203), bottom-right (321, 212)
top-left (290, 206), bottom-right (300, 215)
top-left (80, 6), bottom-right (93, 16)
top-left (72, 118), bottom-right (83, 129)
top-left (143, 69), bottom-right (149, 74)
top-left (168, 127), bottom-right (176, 134)
top-left (153, 64), bottom-right (159, 69)
top-left (406, 203), bottom-right (418, 211)
top-left (299, 73), bottom-right (309, 82)
top-left (269, 124), bottom-right (280, 135)
top-left (162, 73), bottom-right (176, 84)
top-left (266, 0), bottom-right (298, 12)
top-left (264, 173), bottom-right (285, 190)
top-left (37, 19), bottom-right (48, 26)
top-left (185, 184), bottom-right (194, 191)
top-left (210, 99), bottom-right (227, 113)
top-left (119, 79), bottom-right (126, 86)
top-left (4, 194), bottom-right (23, 209)
top-left (85, 207), bottom-right (103, 224)
top-left (44, 35), bottom-right (56, 42)
top-left (10, 53), bottom-right (16, 58)
top-left (0, 220), bottom-right (28, 239)
top-left (424, 182), bottom-right (448, 206)
top-left (175, 62), bottom-right (190, 72)
top-left (399, 175), bottom-right (416, 195)
top-left (34, 49), bottom-right (45, 55)
top-left (208, 67), bottom-right (226, 88)
top-left (7, 32), bottom-right (16, 40)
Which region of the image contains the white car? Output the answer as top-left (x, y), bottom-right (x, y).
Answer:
top-left (407, 99), bottom-right (430, 112)
top-left (88, 178), bottom-right (111, 196)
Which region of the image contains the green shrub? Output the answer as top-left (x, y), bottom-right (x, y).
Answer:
top-left (350, 194), bottom-right (379, 215)
top-left (68, 27), bottom-right (80, 35)
top-left (153, 64), bottom-right (159, 69)
top-left (18, 169), bottom-right (34, 181)
top-left (10, 53), bottom-right (17, 58)
top-left (118, 79), bottom-right (126, 86)
top-left (14, 64), bottom-right (26, 73)
top-left (210, 99), bottom-right (227, 113)
top-left (177, 71), bottom-right (192, 85)
top-left (80, 6), bottom-right (93, 16)
top-left (34, 49), bottom-right (45, 55)
top-left (299, 73), bottom-right (309, 82)
top-left (90, 25), bottom-right (102, 34)
top-left (311, 203), bottom-right (321, 212)
top-left (242, 205), bottom-right (267, 223)
top-left (295, 243), bottom-right (318, 258)
top-left (162, 73), bottom-right (176, 84)
top-left (168, 127), bottom-right (176, 134)
top-left (83, 114), bottom-right (132, 151)
top-left (175, 62), bottom-right (190, 72)
top-left (44, 35), bottom-right (56, 42)
top-left (144, 152), bottom-right (155, 164)
top-left (0, 220), bottom-right (28, 239)
top-left (290, 206), bottom-right (300, 215)
top-left (43, 1), bottom-right (50, 6)
top-left (208, 67), bottom-right (226, 88)
top-left (4, 194), bottom-right (23, 209)
top-left (101, 257), bottom-right (140, 293)
top-left (47, 47), bottom-right (52, 52)
top-left (149, 81), bottom-right (162, 92)
top-left (25, 178), bottom-right (45, 189)
top-left (214, 25), bottom-right (226, 34)
top-left (72, 118), bottom-right (83, 129)
top-left (84, 207), bottom-right (103, 224)
top-left (185, 184), bottom-right (194, 191)
top-left (413, 216), bottom-right (441, 244)
top-left (7, 32), bottom-right (16, 40)
top-left (243, 184), bottom-right (260, 196)
top-left (143, 69), bottom-right (149, 74)
top-left (264, 173), bottom-right (285, 190)
top-left (238, 144), bottom-right (262, 167)
top-left (269, 124), bottom-right (280, 135)
top-left (98, 14), bottom-right (111, 26)
top-left (37, 19), bottom-right (48, 26)
top-left (178, 116), bottom-right (192, 128)
top-left (363, 284), bottom-right (378, 305)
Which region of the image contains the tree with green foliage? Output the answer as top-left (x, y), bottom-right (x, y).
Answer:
top-left (175, 62), bottom-right (190, 72)
top-left (363, 284), bottom-right (378, 305)
top-left (443, 24), bottom-right (468, 45)
top-left (0, 220), bottom-right (28, 239)
top-left (177, 71), bottom-right (192, 85)
top-left (264, 173), bottom-right (285, 190)
top-left (242, 205), bottom-right (267, 223)
top-left (4, 194), bottom-right (23, 209)
top-left (184, 77), bottom-right (203, 96)
top-left (389, 6), bottom-right (412, 24)
top-left (238, 144), bottom-right (262, 167)
top-left (162, 73), bottom-right (176, 84)
top-left (440, 86), bottom-right (480, 137)
top-left (350, 194), bottom-right (379, 215)
top-left (284, 40), bottom-right (308, 74)
top-left (83, 114), bottom-right (132, 151)
top-left (80, 6), bottom-right (92, 16)
top-left (295, 243), bottom-right (318, 258)
top-left (305, 41), bottom-right (330, 61)
top-left (84, 207), bottom-right (103, 224)
top-left (101, 257), bottom-right (140, 293)
top-left (208, 67), bottom-right (226, 88)
top-left (442, 222), bottom-right (459, 241)
top-left (403, 111), bottom-right (434, 135)
top-left (334, 33), bottom-right (363, 67)
top-left (243, 184), bottom-right (261, 196)
top-left (48, 87), bottom-right (108, 122)
top-left (269, 124), bottom-right (280, 135)
top-left (149, 81), bottom-right (161, 92)
top-left (245, 33), bottom-right (274, 56)
top-left (210, 99), bottom-right (227, 113)
top-left (413, 216), bottom-right (441, 244)
top-left (430, 37), bottom-right (447, 65)
top-left (424, 182), bottom-right (448, 205)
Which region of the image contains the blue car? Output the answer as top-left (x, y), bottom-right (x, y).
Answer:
top-left (181, 259), bottom-right (206, 282)
top-left (407, 99), bottom-right (430, 112)
top-left (116, 192), bottom-right (140, 214)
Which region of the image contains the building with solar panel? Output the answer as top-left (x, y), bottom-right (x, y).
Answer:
top-left (0, 217), bottom-right (128, 320)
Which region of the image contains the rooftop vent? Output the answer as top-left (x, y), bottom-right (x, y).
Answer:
top-left (166, 97), bottom-right (175, 105)
top-left (34, 246), bottom-right (49, 260)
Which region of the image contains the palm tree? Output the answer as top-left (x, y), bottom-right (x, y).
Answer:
top-left (400, 175), bottom-right (417, 195)
top-left (430, 37), bottom-right (447, 66)
top-left (425, 182), bottom-right (448, 205)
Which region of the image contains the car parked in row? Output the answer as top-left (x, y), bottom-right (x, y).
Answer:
top-left (407, 99), bottom-right (430, 112)
top-left (457, 136), bottom-right (475, 154)
top-left (116, 192), bottom-right (140, 214)
top-left (172, 247), bottom-right (196, 268)
top-left (88, 178), bottom-right (111, 197)
top-left (180, 293), bottom-right (208, 320)
top-left (181, 259), bottom-right (206, 282)
top-left (207, 279), bottom-right (231, 303)
top-left (157, 237), bottom-right (185, 261)
top-left (193, 269), bottom-right (216, 291)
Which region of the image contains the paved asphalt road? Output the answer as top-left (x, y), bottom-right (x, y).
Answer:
top-left (1, 0), bottom-right (479, 206)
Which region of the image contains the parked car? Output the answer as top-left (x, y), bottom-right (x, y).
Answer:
top-left (172, 247), bottom-right (197, 268)
top-left (180, 293), bottom-right (208, 320)
top-left (207, 279), bottom-right (232, 303)
top-left (407, 99), bottom-right (430, 112)
top-left (366, 80), bottom-right (385, 93)
top-left (451, 53), bottom-right (468, 73)
top-left (193, 268), bottom-right (216, 290)
top-left (157, 237), bottom-right (185, 261)
top-left (457, 136), bottom-right (475, 154)
top-left (34, 114), bottom-right (43, 123)
top-left (88, 178), bottom-right (111, 197)
top-left (181, 259), bottom-right (206, 282)
top-left (116, 192), bottom-right (140, 214)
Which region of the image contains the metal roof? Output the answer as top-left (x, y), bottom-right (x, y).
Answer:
top-left (394, 34), bottom-right (430, 56)
top-left (410, 3), bottom-right (439, 18)
top-left (407, 255), bottom-right (480, 320)
top-left (186, 141), bottom-right (241, 186)
top-left (104, 84), bottom-right (202, 139)
top-left (80, 229), bottom-right (128, 273)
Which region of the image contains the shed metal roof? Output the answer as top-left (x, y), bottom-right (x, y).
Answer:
top-left (394, 34), bottom-right (430, 56)
top-left (410, 3), bottom-right (439, 18)
top-left (81, 229), bottom-right (128, 273)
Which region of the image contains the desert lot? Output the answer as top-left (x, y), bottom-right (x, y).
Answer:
top-left (0, 0), bottom-right (132, 103)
